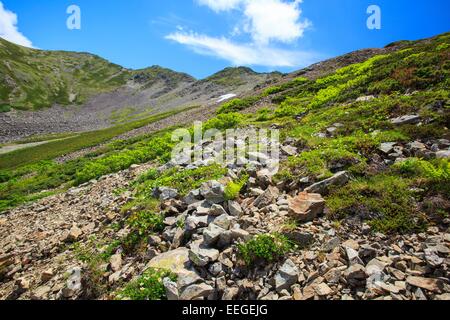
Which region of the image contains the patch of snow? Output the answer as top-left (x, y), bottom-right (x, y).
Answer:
top-left (217, 93), bottom-right (237, 103)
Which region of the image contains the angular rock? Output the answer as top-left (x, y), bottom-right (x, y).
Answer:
top-left (213, 214), bottom-right (235, 230)
top-left (274, 259), bottom-right (299, 293)
top-left (253, 186), bottom-right (279, 209)
top-left (228, 200), bottom-right (243, 217)
top-left (185, 215), bottom-right (209, 231)
top-left (344, 264), bottom-right (367, 286)
top-left (379, 142), bottom-right (397, 154)
top-left (184, 189), bottom-right (202, 205)
top-left (315, 283), bottom-right (333, 296)
top-left (163, 277), bottom-right (179, 300)
top-left (209, 204), bottom-right (227, 217)
top-left (390, 114), bottom-right (420, 125)
top-left (304, 171), bottom-right (350, 195)
top-left (406, 276), bottom-right (443, 293)
top-left (203, 224), bottom-right (227, 246)
top-left (65, 226), bottom-right (82, 243)
top-left (200, 181), bottom-right (225, 204)
top-left (288, 192), bottom-right (325, 222)
top-left (147, 248), bottom-right (191, 275)
top-left (436, 150), bottom-right (450, 159)
top-left (189, 245), bottom-right (220, 267)
top-left (109, 254), bottom-right (122, 272)
top-left (180, 283), bottom-right (214, 300)
top-left (156, 187), bottom-right (179, 201)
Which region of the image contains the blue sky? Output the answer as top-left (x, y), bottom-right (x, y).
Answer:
top-left (0, 0), bottom-right (449, 78)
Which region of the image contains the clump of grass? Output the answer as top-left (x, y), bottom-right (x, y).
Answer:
top-left (238, 233), bottom-right (293, 266)
top-left (116, 268), bottom-right (176, 300)
top-left (224, 175), bottom-right (248, 200)
top-left (122, 211), bottom-right (164, 252)
top-left (217, 97), bottom-right (260, 114)
top-left (326, 174), bottom-right (427, 234)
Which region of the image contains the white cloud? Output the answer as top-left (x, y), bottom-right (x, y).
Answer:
top-left (0, 1), bottom-right (33, 48)
top-left (197, 0), bottom-right (310, 45)
top-left (166, 0), bottom-right (317, 68)
top-left (166, 32), bottom-right (316, 67)
top-left (196, 0), bottom-right (243, 12)
top-left (243, 0), bottom-right (310, 45)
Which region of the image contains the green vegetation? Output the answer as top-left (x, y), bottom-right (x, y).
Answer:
top-left (224, 175), bottom-right (249, 200)
top-left (0, 104), bottom-right (11, 113)
top-left (122, 211), bottom-right (165, 252)
top-left (238, 233), bottom-right (293, 266)
top-left (326, 175), bottom-right (427, 233)
top-left (116, 268), bottom-right (176, 300)
top-left (263, 77), bottom-right (308, 97)
top-left (205, 66), bottom-right (257, 87)
top-left (0, 38), bottom-right (194, 110)
top-left (137, 164), bottom-right (228, 197)
top-left (0, 108), bottom-right (190, 170)
top-left (217, 96), bottom-right (260, 114)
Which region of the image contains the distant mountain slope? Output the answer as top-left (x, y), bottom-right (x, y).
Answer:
top-left (0, 37), bottom-right (128, 109)
top-left (0, 38), bottom-right (282, 142)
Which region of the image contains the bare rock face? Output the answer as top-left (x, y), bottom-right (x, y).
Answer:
top-left (288, 192), bottom-right (325, 222)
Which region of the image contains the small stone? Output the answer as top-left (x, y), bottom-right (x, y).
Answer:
top-left (203, 224), bottom-right (227, 246)
top-left (41, 269), bottom-right (54, 282)
top-left (323, 237), bottom-right (341, 252)
top-left (274, 259), bottom-right (299, 293)
top-left (163, 277), bottom-right (179, 300)
top-left (180, 283), bottom-right (214, 300)
top-left (213, 214), bottom-right (234, 230)
top-left (209, 204), bottom-right (227, 216)
top-left (390, 115), bottom-right (420, 125)
top-left (304, 171), bottom-right (350, 195)
top-left (424, 248), bottom-right (444, 267)
top-left (65, 226), bottom-right (82, 242)
top-left (406, 276), bottom-right (443, 293)
top-left (110, 254), bottom-right (122, 272)
top-left (281, 145), bottom-right (298, 156)
top-left (253, 186), bottom-right (279, 209)
top-left (189, 245), bottom-right (220, 267)
top-left (228, 201), bottom-right (243, 217)
top-left (342, 239), bottom-right (360, 250)
top-left (288, 192), bottom-right (325, 222)
top-left (379, 142), bottom-right (396, 154)
top-left (345, 246), bottom-right (363, 265)
top-left (344, 264), bottom-right (367, 284)
top-left (315, 283), bottom-right (333, 296)
top-left (147, 248), bottom-right (190, 276)
top-left (31, 286), bottom-right (51, 300)
top-left (157, 187), bottom-right (179, 201)
top-left (200, 181), bottom-right (225, 204)
top-left (436, 150), bottom-right (450, 159)
top-left (222, 287), bottom-right (239, 300)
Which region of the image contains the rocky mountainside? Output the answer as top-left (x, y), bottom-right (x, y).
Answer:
top-left (0, 38), bottom-right (280, 143)
top-left (0, 32), bottom-right (449, 301)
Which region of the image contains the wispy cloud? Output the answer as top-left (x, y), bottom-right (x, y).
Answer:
top-left (196, 0), bottom-right (243, 12)
top-left (168, 0), bottom-right (317, 68)
top-left (166, 31), bottom-right (317, 67)
top-left (0, 1), bottom-right (33, 48)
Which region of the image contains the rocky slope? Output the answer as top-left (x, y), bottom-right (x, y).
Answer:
top-left (0, 32), bottom-right (449, 301)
